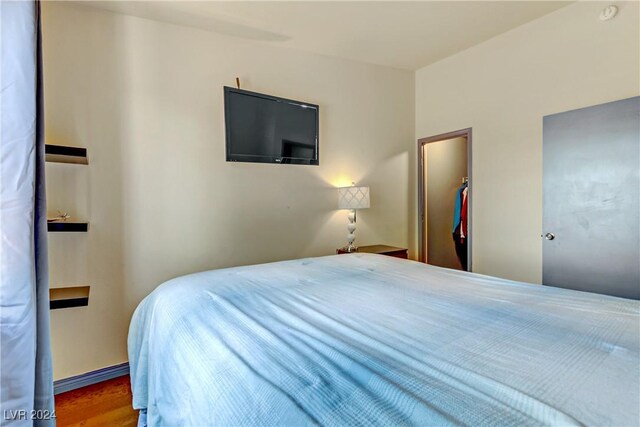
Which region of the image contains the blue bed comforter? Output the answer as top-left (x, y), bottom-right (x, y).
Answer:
top-left (128, 254), bottom-right (640, 426)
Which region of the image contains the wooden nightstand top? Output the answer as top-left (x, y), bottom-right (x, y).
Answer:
top-left (336, 244), bottom-right (408, 259)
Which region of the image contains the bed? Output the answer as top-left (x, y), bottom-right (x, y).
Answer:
top-left (128, 254), bottom-right (640, 426)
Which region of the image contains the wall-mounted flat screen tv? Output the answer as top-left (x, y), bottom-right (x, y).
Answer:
top-left (224, 87), bottom-right (319, 165)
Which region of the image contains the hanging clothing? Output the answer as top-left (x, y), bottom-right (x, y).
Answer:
top-left (452, 182), bottom-right (468, 270)
top-left (460, 187), bottom-right (468, 239)
top-left (452, 184), bottom-right (467, 233)
top-left (453, 233), bottom-right (468, 271)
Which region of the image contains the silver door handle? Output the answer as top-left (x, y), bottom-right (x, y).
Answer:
top-left (544, 233), bottom-right (555, 240)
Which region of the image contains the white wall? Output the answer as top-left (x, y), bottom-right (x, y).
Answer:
top-left (42, 2), bottom-right (414, 380)
top-left (415, 1), bottom-right (639, 284)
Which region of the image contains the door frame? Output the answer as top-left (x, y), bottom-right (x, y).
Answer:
top-left (417, 128), bottom-right (472, 270)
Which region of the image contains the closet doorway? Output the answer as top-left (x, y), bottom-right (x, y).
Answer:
top-left (418, 129), bottom-right (472, 271)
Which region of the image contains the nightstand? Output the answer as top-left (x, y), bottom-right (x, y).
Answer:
top-left (336, 244), bottom-right (408, 259)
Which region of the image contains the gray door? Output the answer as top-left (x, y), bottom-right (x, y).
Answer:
top-left (543, 97), bottom-right (640, 300)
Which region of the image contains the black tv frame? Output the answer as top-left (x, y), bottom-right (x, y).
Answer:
top-left (224, 86), bottom-right (319, 165)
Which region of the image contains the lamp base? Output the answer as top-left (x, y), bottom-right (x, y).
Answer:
top-left (341, 244), bottom-right (358, 253)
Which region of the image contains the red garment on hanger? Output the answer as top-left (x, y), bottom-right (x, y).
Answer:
top-left (460, 187), bottom-right (468, 241)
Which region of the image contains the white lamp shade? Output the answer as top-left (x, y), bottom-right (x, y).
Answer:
top-left (338, 186), bottom-right (370, 209)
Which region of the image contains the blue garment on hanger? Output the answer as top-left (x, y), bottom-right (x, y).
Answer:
top-left (452, 183), bottom-right (467, 233)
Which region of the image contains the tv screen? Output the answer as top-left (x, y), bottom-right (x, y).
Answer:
top-left (224, 87), bottom-right (319, 165)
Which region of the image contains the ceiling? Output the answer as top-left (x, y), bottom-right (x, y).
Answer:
top-left (80, 1), bottom-right (572, 70)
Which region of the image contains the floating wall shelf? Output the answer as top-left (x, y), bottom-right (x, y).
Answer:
top-left (45, 144), bottom-right (88, 165)
top-left (50, 286), bottom-right (90, 310)
top-left (47, 221), bottom-right (89, 233)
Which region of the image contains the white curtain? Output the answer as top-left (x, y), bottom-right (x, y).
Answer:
top-left (0, 1), bottom-right (55, 425)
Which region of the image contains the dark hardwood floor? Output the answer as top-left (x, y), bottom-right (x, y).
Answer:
top-left (55, 375), bottom-right (137, 426)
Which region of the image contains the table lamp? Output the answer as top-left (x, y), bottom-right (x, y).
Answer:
top-left (337, 183), bottom-right (370, 252)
